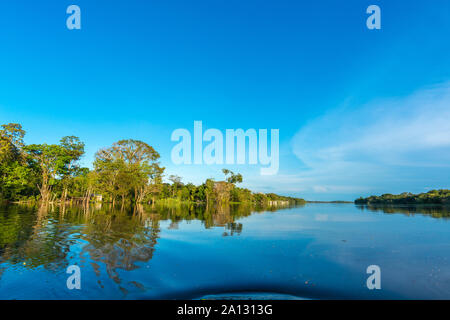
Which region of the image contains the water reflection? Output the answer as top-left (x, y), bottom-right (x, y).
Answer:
top-left (0, 202), bottom-right (296, 286)
top-left (79, 205), bottom-right (160, 286)
top-left (2, 202), bottom-right (450, 299)
top-left (356, 204), bottom-right (450, 219)
top-left (0, 203), bottom-right (72, 271)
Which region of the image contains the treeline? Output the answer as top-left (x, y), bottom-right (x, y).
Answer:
top-left (0, 123), bottom-right (305, 206)
top-left (355, 190), bottom-right (450, 205)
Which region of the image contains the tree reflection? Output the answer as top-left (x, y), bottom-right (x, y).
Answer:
top-left (0, 201), bottom-right (299, 286)
top-left (356, 204), bottom-right (450, 219)
top-left (0, 203), bottom-right (72, 270)
top-left (80, 205), bottom-right (160, 285)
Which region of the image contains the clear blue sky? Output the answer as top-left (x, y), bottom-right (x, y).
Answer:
top-left (0, 0), bottom-right (449, 200)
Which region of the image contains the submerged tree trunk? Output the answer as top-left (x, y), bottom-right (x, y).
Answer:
top-left (38, 168), bottom-right (52, 203)
top-left (38, 179), bottom-right (51, 203)
top-left (84, 188), bottom-right (91, 206)
top-left (61, 187), bottom-right (68, 203)
top-left (121, 194), bottom-right (126, 211)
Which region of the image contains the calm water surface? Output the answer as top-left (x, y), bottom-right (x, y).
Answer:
top-left (0, 202), bottom-right (450, 299)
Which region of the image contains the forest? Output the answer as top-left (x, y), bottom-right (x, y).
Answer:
top-left (0, 123), bottom-right (304, 207)
top-left (355, 189), bottom-right (450, 205)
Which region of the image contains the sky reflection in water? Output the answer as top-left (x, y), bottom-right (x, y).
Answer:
top-left (0, 203), bottom-right (450, 299)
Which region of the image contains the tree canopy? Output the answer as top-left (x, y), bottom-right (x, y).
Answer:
top-left (0, 123), bottom-right (305, 207)
top-left (355, 190), bottom-right (450, 205)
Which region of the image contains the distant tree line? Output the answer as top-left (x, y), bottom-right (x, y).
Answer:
top-left (0, 123), bottom-right (305, 206)
top-left (355, 190), bottom-right (450, 205)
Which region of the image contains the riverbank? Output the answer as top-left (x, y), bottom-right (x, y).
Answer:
top-left (306, 201), bottom-right (353, 204)
top-left (355, 189), bottom-right (450, 205)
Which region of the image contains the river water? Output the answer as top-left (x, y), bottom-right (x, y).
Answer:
top-left (0, 202), bottom-right (449, 299)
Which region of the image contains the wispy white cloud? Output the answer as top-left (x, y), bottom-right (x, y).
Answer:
top-left (286, 82), bottom-right (450, 198)
top-left (293, 82), bottom-right (450, 167)
top-left (164, 83), bottom-right (450, 201)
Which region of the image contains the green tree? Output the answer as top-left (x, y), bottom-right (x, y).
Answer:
top-left (0, 123), bottom-right (33, 201)
top-left (24, 144), bottom-right (68, 202)
top-left (58, 136), bottom-right (85, 202)
top-left (204, 178), bottom-right (215, 205)
top-left (0, 123), bottom-right (25, 161)
top-left (169, 175), bottom-right (182, 198)
top-left (93, 139), bottom-right (163, 205)
top-left (222, 169), bottom-right (243, 184)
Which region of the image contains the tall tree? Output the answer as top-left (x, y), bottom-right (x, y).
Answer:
top-left (204, 178), bottom-right (215, 205)
top-left (222, 169), bottom-right (243, 184)
top-left (169, 175), bottom-right (182, 198)
top-left (93, 139), bottom-right (163, 205)
top-left (58, 136), bottom-right (85, 202)
top-left (24, 144), bottom-right (66, 202)
top-left (0, 123), bottom-right (25, 162)
top-left (93, 148), bottom-right (123, 206)
top-left (0, 123), bottom-right (32, 200)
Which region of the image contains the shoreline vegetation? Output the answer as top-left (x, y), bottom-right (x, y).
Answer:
top-left (306, 201), bottom-right (353, 204)
top-left (0, 123), bottom-right (305, 208)
top-left (355, 189), bottom-right (450, 205)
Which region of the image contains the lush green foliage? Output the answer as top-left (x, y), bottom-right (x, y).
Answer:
top-left (0, 123), bottom-right (305, 206)
top-left (355, 190), bottom-right (450, 205)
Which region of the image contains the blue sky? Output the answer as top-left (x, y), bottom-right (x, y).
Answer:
top-left (0, 0), bottom-right (449, 200)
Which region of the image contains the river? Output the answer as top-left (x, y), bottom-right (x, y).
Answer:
top-left (0, 202), bottom-right (449, 299)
